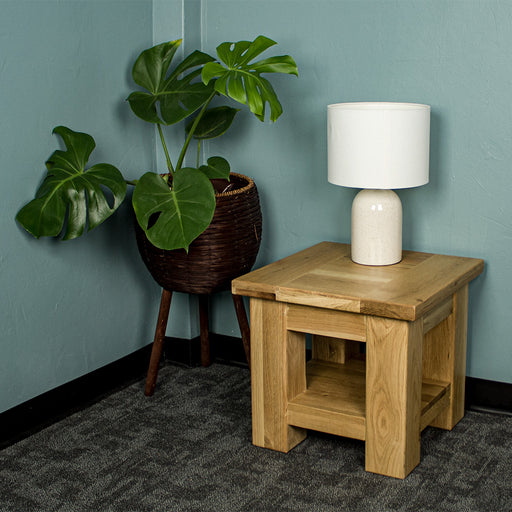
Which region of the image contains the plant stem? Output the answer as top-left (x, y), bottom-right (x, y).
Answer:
top-left (196, 140), bottom-right (201, 168)
top-left (157, 124), bottom-right (174, 175)
top-left (175, 91), bottom-right (216, 171)
top-left (125, 179), bottom-right (138, 186)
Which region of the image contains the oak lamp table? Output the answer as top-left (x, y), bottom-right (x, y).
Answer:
top-left (231, 242), bottom-right (484, 479)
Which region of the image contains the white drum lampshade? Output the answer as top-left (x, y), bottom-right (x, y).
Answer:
top-left (328, 102), bottom-right (431, 265)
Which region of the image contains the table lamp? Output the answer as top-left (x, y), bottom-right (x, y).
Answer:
top-left (328, 102), bottom-right (430, 266)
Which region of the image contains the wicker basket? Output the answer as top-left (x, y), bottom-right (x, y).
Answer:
top-left (135, 173), bottom-right (262, 295)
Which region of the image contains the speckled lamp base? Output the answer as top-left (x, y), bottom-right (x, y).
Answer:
top-left (351, 189), bottom-right (402, 266)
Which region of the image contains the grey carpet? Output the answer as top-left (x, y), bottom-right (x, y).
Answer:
top-left (0, 363), bottom-right (511, 512)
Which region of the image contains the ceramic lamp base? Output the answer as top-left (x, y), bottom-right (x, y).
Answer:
top-left (351, 189), bottom-right (402, 266)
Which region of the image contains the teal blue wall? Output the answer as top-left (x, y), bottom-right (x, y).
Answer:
top-left (2, 1), bottom-right (510, 414)
top-left (0, 0), bottom-right (159, 413)
top-left (200, 0), bottom-right (511, 384)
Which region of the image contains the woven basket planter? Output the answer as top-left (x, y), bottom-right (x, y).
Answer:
top-left (135, 172), bottom-right (262, 295)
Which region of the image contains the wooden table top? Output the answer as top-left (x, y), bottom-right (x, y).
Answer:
top-left (232, 242), bottom-right (484, 321)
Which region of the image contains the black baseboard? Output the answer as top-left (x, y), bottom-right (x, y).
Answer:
top-left (465, 376), bottom-right (512, 415)
top-left (163, 333), bottom-right (249, 369)
top-left (0, 344), bottom-right (153, 450)
top-left (0, 334), bottom-right (248, 450)
top-left (1, 335), bottom-right (510, 450)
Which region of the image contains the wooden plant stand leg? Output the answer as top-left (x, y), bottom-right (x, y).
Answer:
top-left (145, 288), bottom-right (173, 397)
top-left (232, 294), bottom-right (251, 368)
top-left (198, 294), bottom-right (211, 367)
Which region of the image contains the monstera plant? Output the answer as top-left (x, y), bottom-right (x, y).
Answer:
top-left (16, 35), bottom-right (298, 251)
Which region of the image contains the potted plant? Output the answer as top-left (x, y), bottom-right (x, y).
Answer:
top-left (16, 35), bottom-right (297, 253)
top-left (16, 35), bottom-right (298, 387)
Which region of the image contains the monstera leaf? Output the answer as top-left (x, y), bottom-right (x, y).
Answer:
top-left (185, 106), bottom-right (240, 140)
top-left (127, 40), bottom-right (216, 126)
top-left (201, 35), bottom-right (298, 122)
top-left (16, 126), bottom-right (126, 240)
top-left (132, 168), bottom-right (216, 251)
top-left (198, 156), bottom-right (231, 180)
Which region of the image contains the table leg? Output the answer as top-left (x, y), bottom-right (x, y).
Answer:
top-left (250, 298), bottom-right (307, 452)
top-left (312, 335), bottom-right (360, 364)
top-left (365, 316), bottom-right (423, 479)
top-left (423, 284), bottom-right (469, 429)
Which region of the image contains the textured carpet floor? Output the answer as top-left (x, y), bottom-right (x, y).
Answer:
top-left (1, 363), bottom-right (511, 512)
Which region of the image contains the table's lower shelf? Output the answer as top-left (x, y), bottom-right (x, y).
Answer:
top-left (286, 359), bottom-right (451, 441)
